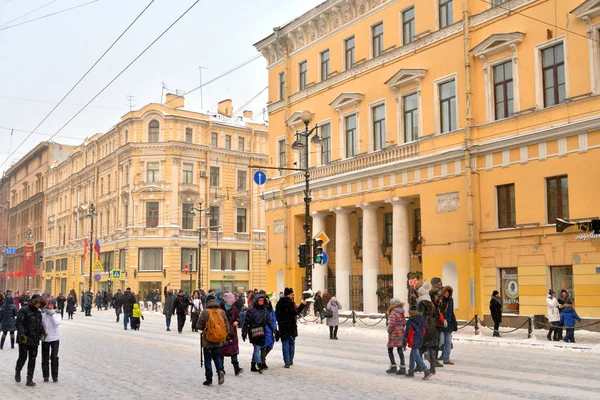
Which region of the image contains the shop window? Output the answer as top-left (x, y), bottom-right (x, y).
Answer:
top-left (500, 267), bottom-right (519, 313)
top-left (138, 248), bottom-right (163, 272)
top-left (550, 265), bottom-right (574, 299)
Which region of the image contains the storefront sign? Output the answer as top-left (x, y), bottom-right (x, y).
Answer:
top-left (501, 269), bottom-right (519, 313)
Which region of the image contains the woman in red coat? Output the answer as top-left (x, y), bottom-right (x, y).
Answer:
top-left (220, 293), bottom-right (243, 376)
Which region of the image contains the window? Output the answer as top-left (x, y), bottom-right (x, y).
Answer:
top-left (439, 80), bottom-right (457, 133)
top-left (320, 50), bottom-right (330, 81)
top-left (357, 216), bottom-right (363, 247)
top-left (372, 104), bottom-right (386, 151)
top-left (185, 127), bottom-right (193, 143)
top-left (384, 212), bottom-right (393, 245)
top-left (345, 36), bottom-right (355, 69)
top-left (345, 114), bottom-right (357, 157)
top-left (546, 175), bottom-right (569, 223)
top-left (210, 166), bottom-right (220, 187)
top-left (372, 23), bottom-right (384, 57)
top-left (99, 252), bottom-right (113, 272)
top-left (181, 248), bottom-right (197, 272)
top-left (542, 43), bottom-right (566, 107)
top-left (320, 123), bottom-right (331, 165)
top-left (299, 61), bottom-right (308, 90)
top-left (119, 249), bottom-right (126, 271)
top-left (403, 93), bottom-right (419, 142)
top-left (550, 266), bottom-right (574, 299)
top-left (238, 137), bottom-right (245, 152)
top-left (106, 210), bottom-right (110, 234)
top-left (147, 162), bottom-right (159, 183)
top-left (225, 135), bottom-right (232, 150)
top-left (237, 170), bottom-right (247, 190)
top-left (414, 208), bottom-right (421, 238)
top-left (279, 72), bottom-right (285, 101)
top-left (182, 163), bottom-right (193, 184)
top-left (182, 203), bottom-right (193, 229)
top-left (100, 177), bottom-right (104, 196)
top-left (500, 267), bottom-right (519, 313)
top-left (211, 132), bottom-right (218, 147)
top-left (493, 61), bottom-right (514, 120)
top-left (278, 139), bottom-right (286, 175)
top-left (299, 134), bottom-right (308, 170)
top-left (497, 183), bottom-right (515, 228)
top-left (493, 0), bottom-right (509, 5)
top-left (107, 175), bottom-right (111, 193)
top-left (439, 0), bottom-right (454, 28)
top-left (237, 208), bottom-right (247, 232)
top-left (138, 248), bottom-right (162, 272)
top-left (210, 249), bottom-right (249, 271)
top-left (46, 260), bottom-right (54, 272)
top-left (146, 202), bottom-right (159, 228)
top-left (403, 7), bottom-right (415, 45)
top-left (209, 206), bottom-right (219, 231)
top-left (148, 120), bottom-right (159, 142)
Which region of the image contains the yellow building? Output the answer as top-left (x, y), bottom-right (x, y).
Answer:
top-left (255, 0), bottom-right (600, 319)
top-left (43, 94), bottom-right (268, 298)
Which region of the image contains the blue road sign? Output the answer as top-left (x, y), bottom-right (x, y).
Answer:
top-left (93, 274), bottom-right (101, 282)
top-left (321, 251), bottom-right (329, 265)
top-left (253, 170), bottom-right (267, 185)
top-left (4, 248), bottom-right (16, 255)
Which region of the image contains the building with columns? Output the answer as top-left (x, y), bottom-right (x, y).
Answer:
top-left (42, 94), bottom-right (268, 298)
top-left (255, 0), bottom-right (600, 319)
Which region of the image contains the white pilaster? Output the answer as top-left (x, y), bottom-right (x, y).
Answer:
top-left (331, 207), bottom-right (351, 309)
top-left (358, 202), bottom-right (380, 314)
top-left (386, 197), bottom-right (411, 303)
top-left (311, 211), bottom-right (328, 293)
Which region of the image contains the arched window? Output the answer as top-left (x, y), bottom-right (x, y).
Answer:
top-left (148, 120), bottom-right (160, 143)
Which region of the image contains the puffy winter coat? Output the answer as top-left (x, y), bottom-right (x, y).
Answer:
top-left (83, 292), bottom-right (93, 308)
top-left (16, 305), bottom-right (45, 346)
top-left (162, 287), bottom-right (175, 316)
top-left (173, 295), bottom-right (190, 315)
top-left (546, 296), bottom-right (560, 322)
top-left (404, 315), bottom-right (425, 349)
top-left (275, 296), bottom-right (306, 339)
top-left (262, 307), bottom-right (278, 350)
top-left (120, 290), bottom-right (136, 313)
top-left (418, 298), bottom-right (440, 349)
top-left (560, 307), bottom-right (581, 328)
top-left (132, 304), bottom-right (143, 318)
top-left (1, 296), bottom-right (18, 332)
top-left (314, 294), bottom-right (324, 312)
top-left (243, 298), bottom-right (275, 345)
top-left (220, 303), bottom-right (240, 357)
top-left (41, 309), bottom-right (61, 342)
top-left (489, 296), bottom-right (503, 323)
top-left (387, 304), bottom-right (406, 348)
top-left (441, 296), bottom-right (458, 332)
top-left (66, 295), bottom-right (77, 313)
top-left (326, 298), bottom-right (342, 327)
top-left (56, 295), bottom-right (66, 310)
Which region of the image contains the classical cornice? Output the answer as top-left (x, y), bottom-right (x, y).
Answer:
top-left (329, 92), bottom-right (365, 111)
top-left (384, 68), bottom-right (427, 91)
top-left (470, 32), bottom-right (525, 58)
top-left (571, 0), bottom-right (600, 19)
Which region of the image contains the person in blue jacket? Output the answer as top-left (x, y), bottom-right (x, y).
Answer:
top-left (260, 296), bottom-right (279, 374)
top-left (560, 306), bottom-right (581, 343)
top-left (403, 305), bottom-right (433, 380)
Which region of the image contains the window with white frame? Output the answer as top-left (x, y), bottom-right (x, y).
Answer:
top-left (236, 208), bottom-right (247, 233)
top-left (493, 61), bottom-right (514, 120)
top-left (439, 79), bottom-right (457, 133)
top-left (541, 43), bottom-right (566, 107)
top-left (320, 49), bottom-right (330, 81)
top-left (439, 0), bottom-right (453, 29)
top-left (299, 61), bottom-right (308, 90)
top-left (225, 135), bottom-right (232, 150)
top-left (372, 22), bottom-right (384, 58)
top-left (147, 162), bottom-right (159, 183)
top-left (182, 163), bottom-right (193, 184)
top-left (182, 203), bottom-right (193, 229)
top-left (148, 120), bottom-right (159, 142)
top-left (210, 166), bottom-right (220, 187)
top-left (237, 170), bottom-right (247, 190)
top-left (209, 206), bottom-right (220, 231)
top-left (139, 248), bottom-right (162, 271)
top-left (185, 127), bottom-right (193, 143)
top-left (211, 132), bottom-right (218, 147)
top-left (403, 93), bottom-right (419, 142)
top-left (278, 139), bottom-right (286, 175)
top-left (403, 7), bottom-right (415, 45)
top-left (345, 114), bottom-right (357, 157)
top-left (345, 36), bottom-right (355, 70)
top-left (372, 104), bottom-right (386, 151)
top-left (320, 123), bottom-right (331, 164)
top-left (238, 137), bottom-right (245, 152)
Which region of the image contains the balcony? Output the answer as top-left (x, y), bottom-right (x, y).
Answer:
top-left (294, 141), bottom-right (420, 185)
top-left (235, 232), bottom-right (250, 241)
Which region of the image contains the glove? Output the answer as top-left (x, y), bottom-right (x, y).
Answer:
top-left (18, 334), bottom-right (27, 344)
top-left (275, 330), bottom-right (280, 342)
top-left (443, 320), bottom-right (448, 328)
top-left (242, 334), bottom-right (247, 342)
top-left (141, 316), bottom-right (145, 320)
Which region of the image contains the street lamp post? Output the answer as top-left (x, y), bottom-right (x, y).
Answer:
top-left (291, 110), bottom-right (323, 292)
top-left (87, 204), bottom-right (97, 295)
top-left (190, 203), bottom-right (209, 292)
top-left (25, 229), bottom-right (32, 292)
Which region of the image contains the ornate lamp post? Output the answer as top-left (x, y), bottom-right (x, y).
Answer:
top-left (87, 204), bottom-right (97, 295)
top-left (25, 229), bottom-right (32, 292)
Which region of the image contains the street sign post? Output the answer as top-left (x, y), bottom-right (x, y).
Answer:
top-left (111, 269), bottom-right (122, 280)
top-left (93, 260), bottom-right (103, 271)
top-left (313, 231), bottom-right (330, 246)
top-left (253, 170), bottom-right (267, 185)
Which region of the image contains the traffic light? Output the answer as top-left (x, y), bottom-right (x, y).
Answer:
top-left (297, 243), bottom-right (308, 268)
top-left (313, 239), bottom-right (323, 264)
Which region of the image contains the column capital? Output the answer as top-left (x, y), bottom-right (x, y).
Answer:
top-left (385, 197), bottom-right (411, 206)
top-left (329, 207), bottom-right (352, 215)
top-left (357, 202), bottom-right (379, 210)
top-left (311, 210), bottom-right (330, 218)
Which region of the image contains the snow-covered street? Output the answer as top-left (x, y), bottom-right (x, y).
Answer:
top-left (1, 309), bottom-right (600, 399)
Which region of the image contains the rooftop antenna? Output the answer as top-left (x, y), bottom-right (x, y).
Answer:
top-left (161, 81), bottom-right (169, 104)
top-left (126, 95), bottom-right (136, 111)
top-left (199, 66), bottom-right (209, 110)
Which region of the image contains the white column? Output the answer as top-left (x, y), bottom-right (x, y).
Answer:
top-left (358, 202), bottom-right (379, 314)
top-left (311, 212), bottom-right (328, 294)
top-left (331, 207), bottom-right (351, 309)
top-left (386, 197), bottom-right (411, 303)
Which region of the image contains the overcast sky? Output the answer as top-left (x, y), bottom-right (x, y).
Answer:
top-left (0, 0), bottom-right (322, 174)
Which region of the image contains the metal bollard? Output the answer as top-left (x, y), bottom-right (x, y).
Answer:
top-left (352, 310), bottom-right (357, 327)
top-left (474, 314), bottom-right (480, 335)
top-left (528, 317), bottom-right (533, 339)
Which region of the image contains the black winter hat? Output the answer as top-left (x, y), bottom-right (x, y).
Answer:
top-left (284, 287), bottom-right (294, 297)
top-left (548, 289), bottom-right (556, 295)
top-left (492, 290), bottom-right (499, 296)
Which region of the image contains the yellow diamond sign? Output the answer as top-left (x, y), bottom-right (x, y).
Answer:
top-left (93, 260), bottom-right (104, 271)
top-left (313, 231), bottom-right (330, 246)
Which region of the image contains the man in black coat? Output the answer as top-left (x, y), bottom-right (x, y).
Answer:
top-left (489, 290), bottom-right (503, 337)
top-left (15, 294), bottom-right (46, 387)
top-left (173, 289), bottom-right (190, 334)
top-left (275, 288), bottom-right (306, 368)
top-left (56, 293), bottom-right (66, 318)
top-left (119, 288), bottom-right (136, 330)
top-left (112, 289), bottom-right (122, 323)
top-left (313, 290), bottom-right (324, 323)
top-left (19, 291), bottom-right (31, 308)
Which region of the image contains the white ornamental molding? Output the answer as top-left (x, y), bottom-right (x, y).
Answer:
top-left (274, 219), bottom-right (285, 234)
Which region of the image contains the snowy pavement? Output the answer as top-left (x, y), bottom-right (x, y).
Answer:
top-left (1, 309), bottom-right (600, 400)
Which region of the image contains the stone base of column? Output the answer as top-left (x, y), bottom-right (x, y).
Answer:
top-left (336, 270), bottom-right (350, 311)
top-left (363, 269), bottom-right (378, 314)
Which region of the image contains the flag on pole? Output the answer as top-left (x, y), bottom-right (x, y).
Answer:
top-left (83, 238), bottom-right (89, 262)
top-left (94, 238), bottom-right (101, 260)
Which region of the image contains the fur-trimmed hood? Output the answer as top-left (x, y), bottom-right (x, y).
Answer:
top-left (442, 285), bottom-right (453, 297)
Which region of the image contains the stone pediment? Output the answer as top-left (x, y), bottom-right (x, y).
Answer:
top-left (384, 68), bottom-right (427, 91)
top-left (572, 0), bottom-right (600, 19)
top-left (329, 92), bottom-right (364, 111)
top-left (137, 184), bottom-right (165, 193)
top-left (286, 111), bottom-right (306, 127)
top-left (471, 32), bottom-right (525, 58)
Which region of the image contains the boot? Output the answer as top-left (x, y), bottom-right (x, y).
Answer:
top-left (11, 336), bottom-right (15, 349)
top-left (218, 370), bottom-right (225, 385)
top-left (203, 379), bottom-right (212, 386)
top-left (26, 378), bottom-right (36, 387)
top-left (547, 328), bottom-right (553, 341)
top-left (423, 370), bottom-right (433, 380)
top-left (251, 362), bottom-right (259, 372)
top-left (15, 369), bottom-right (21, 383)
top-left (386, 364), bottom-right (397, 374)
top-left (233, 362), bottom-right (244, 376)
top-left (397, 365), bottom-right (406, 375)
top-left (258, 350), bottom-right (268, 374)
top-left (0, 336), bottom-right (4, 349)
top-left (405, 370), bottom-right (415, 377)
top-left (553, 329), bottom-right (560, 341)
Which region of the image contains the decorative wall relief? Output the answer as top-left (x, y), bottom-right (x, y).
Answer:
top-left (436, 192), bottom-right (460, 213)
top-left (274, 219), bottom-right (285, 234)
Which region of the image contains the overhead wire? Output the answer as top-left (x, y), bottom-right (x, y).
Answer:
top-left (0, 0), bottom-right (60, 28)
top-left (0, 95), bottom-right (127, 111)
top-left (0, 0), bottom-right (101, 31)
top-left (0, 0), bottom-right (156, 170)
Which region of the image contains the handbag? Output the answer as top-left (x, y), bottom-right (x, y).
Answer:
top-left (250, 326), bottom-right (265, 339)
top-left (323, 309), bottom-right (333, 319)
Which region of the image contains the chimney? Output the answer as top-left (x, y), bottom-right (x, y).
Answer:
top-left (218, 99), bottom-right (233, 117)
top-left (165, 93), bottom-right (185, 109)
top-left (243, 110), bottom-right (253, 119)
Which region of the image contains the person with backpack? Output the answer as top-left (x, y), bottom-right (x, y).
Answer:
top-left (260, 296), bottom-right (278, 373)
top-left (197, 298), bottom-right (230, 386)
top-left (403, 304), bottom-right (433, 380)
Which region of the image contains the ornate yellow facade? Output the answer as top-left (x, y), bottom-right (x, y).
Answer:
top-left (255, 0), bottom-right (600, 319)
top-left (43, 95), bottom-right (268, 298)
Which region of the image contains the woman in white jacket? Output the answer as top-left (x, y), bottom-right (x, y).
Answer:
top-left (546, 289), bottom-right (560, 341)
top-left (41, 298), bottom-right (62, 382)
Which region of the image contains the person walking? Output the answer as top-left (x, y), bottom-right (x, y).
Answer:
top-left (95, 291), bottom-right (103, 311)
top-left (560, 305), bottom-right (581, 343)
top-left (557, 289), bottom-right (573, 341)
top-left (189, 290), bottom-right (203, 333)
top-left (131, 303), bottom-right (144, 330)
top-left (56, 293), bottom-right (66, 319)
top-left (15, 294), bottom-right (46, 387)
top-left (489, 290), bottom-right (503, 337)
top-left (119, 287), bottom-right (136, 330)
top-left (440, 286), bottom-right (457, 365)
top-left (417, 282), bottom-right (442, 374)
top-left (314, 290), bottom-right (324, 323)
top-left (84, 291), bottom-right (93, 316)
top-left (275, 287), bottom-right (307, 368)
top-left (326, 296), bottom-right (342, 340)
top-left (220, 292), bottom-right (244, 376)
top-left (197, 297), bottom-right (230, 386)
top-left (14, 291), bottom-right (21, 310)
top-left (260, 296), bottom-right (278, 373)
top-left (112, 289), bottom-right (122, 323)
top-left (403, 304), bottom-right (433, 380)
top-left (1, 293), bottom-right (18, 349)
top-left (242, 294), bottom-right (276, 373)
top-left (546, 289), bottom-right (560, 341)
top-left (173, 289), bottom-right (190, 334)
top-left (386, 298), bottom-right (406, 375)
top-left (66, 291), bottom-right (77, 320)
top-left (41, 298), bottom-right (61, 382)
top-left (163, 284), bottom-right (175, 332)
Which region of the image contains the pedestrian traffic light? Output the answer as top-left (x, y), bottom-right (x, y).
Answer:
top-left (297, 243), bottom-right (308, 268)
top-left (313, 239), bottom-right (323, 264)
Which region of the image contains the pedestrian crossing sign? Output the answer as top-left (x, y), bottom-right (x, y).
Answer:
top-left (93, 260), bottom-right (103, 271)
top-left (111, 269), bottom-right (122, 280)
